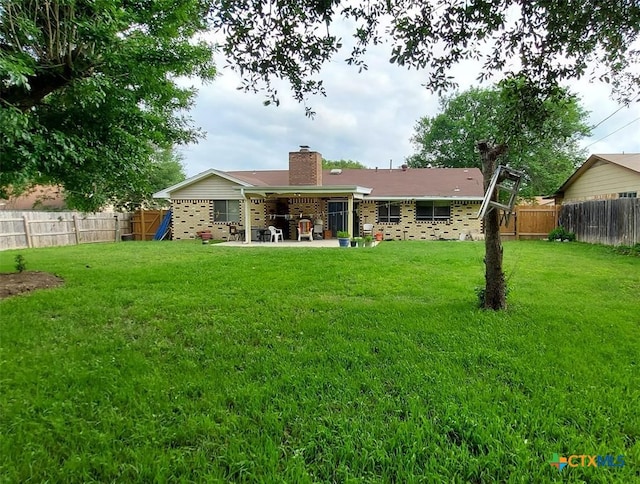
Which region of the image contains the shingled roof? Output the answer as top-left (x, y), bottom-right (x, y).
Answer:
top-left (227, 167), bottom-right (484, 198)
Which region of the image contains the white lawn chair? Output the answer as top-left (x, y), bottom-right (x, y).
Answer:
top-left (268, 225), bottom-right (283, 242)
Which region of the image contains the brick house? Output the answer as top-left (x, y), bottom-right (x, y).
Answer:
top-left (153, 147), bottom-right (484, 242)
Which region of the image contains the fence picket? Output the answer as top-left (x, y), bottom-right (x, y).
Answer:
top-left (0, 211), bottom-right (132, 250)
top-left (559, 199), bottom-right (639, 246)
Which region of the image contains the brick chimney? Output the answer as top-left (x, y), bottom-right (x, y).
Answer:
top-left (289, 146), bottom-right (323, 186)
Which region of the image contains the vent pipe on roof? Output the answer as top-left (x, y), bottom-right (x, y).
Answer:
top-left (401, 164), bottom-right (408, 171)
top-left (330, 169), bottom-right (342, 175)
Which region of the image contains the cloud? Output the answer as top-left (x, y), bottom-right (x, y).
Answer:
top-left (178, 33), bottom-right (640, 177)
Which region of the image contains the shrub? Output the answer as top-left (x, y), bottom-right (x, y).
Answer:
top-left (14, 255), bottom-right (27, 273)
top-left (337, 231), bottom-right (349, 238)
top-left (611, 243), bottom-right (640, 256)
top-left (548, 226), bottom-right (576, 242)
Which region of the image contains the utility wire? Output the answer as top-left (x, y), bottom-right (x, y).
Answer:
top-left (590, 94), bottom-right (640, 130)
top-left (583, 116), bottom-right (640, 149)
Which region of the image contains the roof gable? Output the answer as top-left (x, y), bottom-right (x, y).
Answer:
top-left (153, 169), bottom-right (253, 198)
top-left (554, 153), bottom-right (640, 195)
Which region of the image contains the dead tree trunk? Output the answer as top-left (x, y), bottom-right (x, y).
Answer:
top-left (477, 141), bottom-right (508, 310)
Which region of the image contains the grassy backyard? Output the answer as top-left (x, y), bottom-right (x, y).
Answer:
top-left (1, 240), bottom-right (638, 482)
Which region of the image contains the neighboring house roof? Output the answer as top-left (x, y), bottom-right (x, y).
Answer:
top-left (553, 153), bottom-right (640, 196)
top-left (155, 167), bottom-right (484, 200)
top-left (0, 185), bottom-right (66, 210)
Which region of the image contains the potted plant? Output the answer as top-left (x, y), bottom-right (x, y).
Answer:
top-left (363, 235), bottom-right (373, 247)
top-left (375, 232), bottom-right (383, 242)
top-left (354, 236), bottom-right (364, 247)
top-left (350, 238), bottom-right (357, 247)
top-left (337, 231), bottom-right (350, 247)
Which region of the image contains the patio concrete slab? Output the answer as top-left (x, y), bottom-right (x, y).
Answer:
top-left (213, 240), bottom-right (377, 248)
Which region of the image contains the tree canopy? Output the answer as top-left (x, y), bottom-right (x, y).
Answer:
top-left (322, 159), bottom-right (367, 169)
top-left (1, 0), bottom-right (216, 211)
top-left (407, 85), bottom-right (591, 196)
top-left (212, 0), bottom-right (640, 109)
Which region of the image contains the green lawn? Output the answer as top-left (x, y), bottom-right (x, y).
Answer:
top-left (1, 241), bottom-right (638, 482)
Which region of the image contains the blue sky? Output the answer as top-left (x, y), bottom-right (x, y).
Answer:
top-left (177, 37), bottom-right (640, 177)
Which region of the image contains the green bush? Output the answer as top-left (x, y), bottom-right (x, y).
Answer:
top-left (548, 226), bottom-right (576, 242)
top-left (611, 243), bottom-right (640, 256)
top-left (337, 231), bottom-right (349, 238)
top-left (14, 255), bottom-right (26, 273)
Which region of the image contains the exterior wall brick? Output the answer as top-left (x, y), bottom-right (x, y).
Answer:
top-left (358, 200), bottom-right (481, 240)
top-left (287, 198), bottom-right (324, 239)
top-left (172, 198), bottom-right (481, 241)
top-left (172, 199), bottom-right (246, 240)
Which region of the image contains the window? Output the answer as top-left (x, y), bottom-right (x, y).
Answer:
top-left (377, 202), bottom-right (400, 223)
top-left (619, 192), bottom-right (637, 198)
top-left (212, 200), bottom-right (240, 222)
top-left (416, 201), bottom-right (451, 222)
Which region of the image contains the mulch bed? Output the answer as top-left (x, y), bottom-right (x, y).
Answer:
top-left (0, 271), bottom-right (65, 299)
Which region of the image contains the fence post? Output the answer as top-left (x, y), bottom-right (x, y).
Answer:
top-left (141, 210), bottom-right (146, 240)
top-left (73, 215), bottom-right (81, 245)
top-left (22, 215), bottom-right (32, 248)
top-left (114, 214), bottom-right (120, 242)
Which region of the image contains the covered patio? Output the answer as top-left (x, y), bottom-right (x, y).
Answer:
top-left (237, 185), bottom-right (371, 244)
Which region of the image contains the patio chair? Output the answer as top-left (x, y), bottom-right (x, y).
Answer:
top-left (268, 225), bottom-right (283, 242)
top-left (228, 225), bottom-right (239, 241)
top-left (362, 223), bottom-right (373, 237)
top-left (297, 219), bottom-right (313, 241)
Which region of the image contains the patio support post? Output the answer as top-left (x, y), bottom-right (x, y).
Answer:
top-left (347, 195), bottom-right (354, 237)
top-left (242, 191), bottom-right (251, 244)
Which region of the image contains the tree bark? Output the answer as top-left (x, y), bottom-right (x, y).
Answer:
top-left (477, 141), bottom-right (508, 310)
top-left (0, 52), bottom-right (94, 111)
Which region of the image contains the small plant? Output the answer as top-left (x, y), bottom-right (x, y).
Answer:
top-left (363, 235), bottom-right (373, 247)
top-left (548, 226), bottom-right (576, 242)
top-left (337, 231), bottom-right (349, 239)
top-left (611, 243), bottom-right (640, 256)
top-left (15, 254), bottom-right (27, 273)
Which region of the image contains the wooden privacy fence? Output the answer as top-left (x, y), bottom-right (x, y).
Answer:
top-left (559, 198), bottom-right (639, 246)
top-left (0, 211), bottom-right (132, 251)
top-left (131, 209), bottom-right (170, 240)
top-left (500, 205), bottom-right (560, 240)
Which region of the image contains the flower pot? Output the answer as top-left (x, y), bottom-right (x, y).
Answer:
top-left (375, 232), bottom-right (383, 242)
top-left (338, 237), bottom-right (350, 247)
